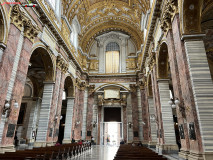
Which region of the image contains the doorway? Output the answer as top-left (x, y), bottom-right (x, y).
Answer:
top-left (101, 122), bottom-right (122, 146)
top-left (101, 107), bottom-right (123, 146)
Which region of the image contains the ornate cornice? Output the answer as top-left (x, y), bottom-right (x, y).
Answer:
top-left (140, 0), bottom-right (162, 71)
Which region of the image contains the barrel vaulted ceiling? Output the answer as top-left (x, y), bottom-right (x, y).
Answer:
top-left (62, 0), bottom-right (150, 53)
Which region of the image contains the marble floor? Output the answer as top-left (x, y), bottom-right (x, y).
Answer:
top-left (72, 145), bottom-right (119, 160)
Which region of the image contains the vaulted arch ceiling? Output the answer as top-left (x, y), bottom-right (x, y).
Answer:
top-left (62, 0), bottom-right (150, 53)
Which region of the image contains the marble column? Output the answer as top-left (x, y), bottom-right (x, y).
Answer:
top-left (99, 42), bottom-right (104, 73)
top-left (82, 88), bottom-right (88, 140)
top-left (34, 82), bottom-right (54, 147)
top-left (137, 88), bottom-right (143, 141)
top-left (63, 97), bottom-right (75, 143)
top-left (121, 40), bottom-right (126, 73)
top-left (46, 68), bottom-right (61, 143)
top-left (26, 98), bottom-right (41, 143)
top-left (127, 93), bottom-right (133, 143)
top-left (0, 24), bottom-right (21, 115)
top-left (92, 104), bottom-right (98, 144)
top-left (5, 30), bottom-right (24, 101)
top-left (0, 35), bottom-right (32, 153)
top-left (158, 79), bottom-right (178, 154)
top-left (148, 97), bottom-right (157, 147)
top-left (184, 38), bottom-right (213, 160)
top-left (53, 73), bottom-right (65, 143)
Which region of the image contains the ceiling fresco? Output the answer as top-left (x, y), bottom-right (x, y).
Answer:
top-left (62, 0), bottom-right (149, 52)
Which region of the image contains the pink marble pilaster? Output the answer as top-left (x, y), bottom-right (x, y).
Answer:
top-left (0, 24), bottom-right (21, 121)
top-left (1, 37), bottom-right (32, 146)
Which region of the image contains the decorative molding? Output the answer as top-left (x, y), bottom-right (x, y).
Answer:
top-left (75, 78), bottom-right (86, 90)
top-left (56, 55), bottom-right (69, 73)
top-left (160, 0), bottom-right (178, 34)
top-left (129, 84), bottom-right (137, 92)
top-left (10, 5), bottom-right (38, 43)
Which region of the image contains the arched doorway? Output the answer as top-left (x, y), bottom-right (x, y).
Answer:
top-left (95, 85), bottom-right (128, 146)
top-left (59, 76), bottom-right (74, 144)
top-left (157, 42), bottom-right (180, 152)
top-left (16, 47), bottom-right (54, 147)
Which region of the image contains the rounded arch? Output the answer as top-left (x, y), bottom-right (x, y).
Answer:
top-left (30, 46), bottom-right (55, 82)
top-left (180, 0), bottom-right (203, 35)
top-left (157, 42), bottom-right (169, 79)
top-left (64, 75), bottom-right (75, 97)
top-left (0, 4), bottom-right (9, 44)
top-left (106, 42), bottom-right (120, 51)
top-left (95, 83), bottom-right (130, 92)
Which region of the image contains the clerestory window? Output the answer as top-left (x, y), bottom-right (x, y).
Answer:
top-left (105, 42), bottom-right (120, 73)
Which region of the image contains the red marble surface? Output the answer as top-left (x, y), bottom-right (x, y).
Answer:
top-left (172, 14), bottom-right (203, 154)
top-left (53, 73), bottom-right (66, 142)
top-left (46, 68), bottom-right (61, 142)
top-left (1, 37), bottom-right (32, 146)
top-left (131, 92), bottom-right (139, 141)
top-left (97, 106), bottom-right (101, 145)
top-left (86, 92), bottom-right (94, 140)
top-left (141, 89), bottom-right (149, 142)
top-left (151, 66), bottom-right (164, 145)
top-left (71, 87), bottom-right (79, 139)
top-left (72, 88), bottom-right (85, 140)
top-left (0, 24), bottom-right (21, 121)
top-left (166, 29), bottom-right (190, 152)
top-left (123, 106), bottom-right (127, 142)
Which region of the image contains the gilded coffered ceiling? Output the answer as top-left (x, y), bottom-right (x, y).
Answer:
top-left (62, 0), bottom-right (149, 52)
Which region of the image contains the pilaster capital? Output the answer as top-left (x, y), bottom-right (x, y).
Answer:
top-left (10, 5), bottom-right (38, 42)
top-left (160, 0), bottom-right (178, 34)
top-left (75, 78), bottom-right (86, 91)
top-left (88, 84), bottom-right (95, 93)
top-left (23, 17), bottom-right (39, 42)
top-left (129, 84), bottom-right (137, 92)
top-left (56, 55), bottom-right (69, 73)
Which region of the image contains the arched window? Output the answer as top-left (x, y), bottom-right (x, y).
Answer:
top-left (105, 42), bottom-right (120, 73)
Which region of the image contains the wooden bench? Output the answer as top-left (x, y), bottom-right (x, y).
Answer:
top-left (114, 144), bottom-right (167, 160)
top-left (0, 143), bottom-right (91, 159)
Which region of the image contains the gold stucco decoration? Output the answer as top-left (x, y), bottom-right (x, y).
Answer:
top-left (10, 5), bottom-right (38, 42)
top-left (160, 0), bottom-right (177, 34)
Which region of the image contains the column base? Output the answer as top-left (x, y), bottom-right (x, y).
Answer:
top-left (179, 150), bottom-right (190, 160)
top-left (156, 144), bottom-right (160, 153)
top-left (46, 142), bottom-right (54, 147)
top-left (0, 145), bottom-right (15, 154)
top-left (148, 141), bottom-right (157, 148)
top-left (34, 142), bottom-right (47, 148)
top-left (63, 139), bottom-right (71, 144)
top-left (158, 144), bottom-right (179, 155)
top-left (188, 152), bottom-right (204, 160)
